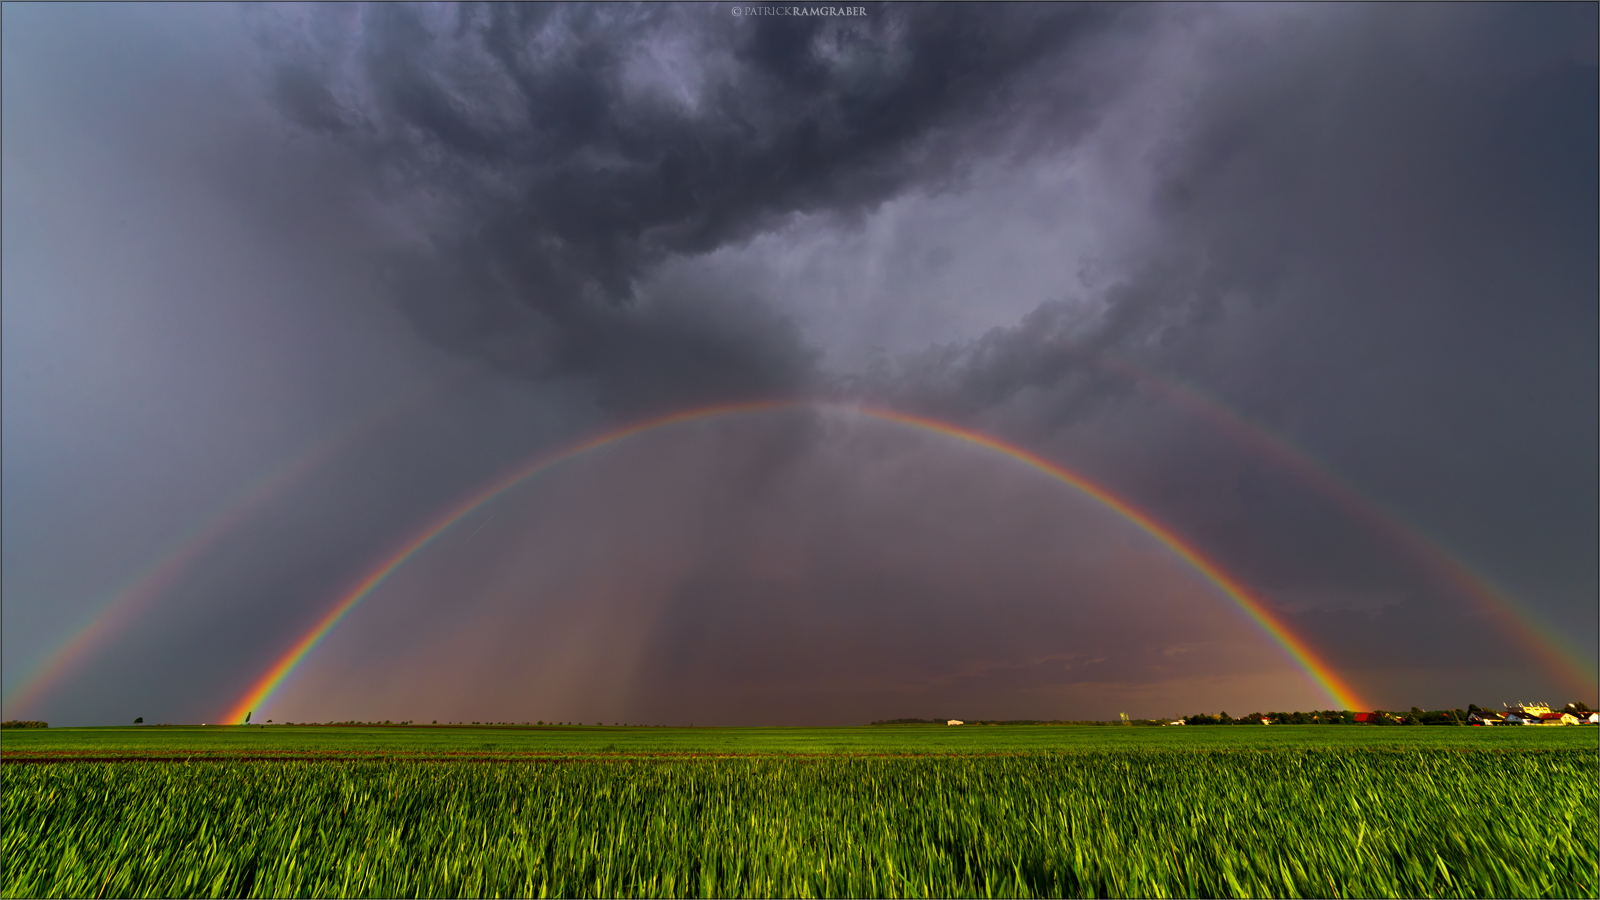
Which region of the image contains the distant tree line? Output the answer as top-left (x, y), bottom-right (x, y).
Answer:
top-left (873, 701), bottom-right (1596, 727)
top-left (265, 720), bottom-right (660, 727)
top-left (872, 718), bottom-right (1169, 726)
top-left (1182, 702), bottom-right (1593, 725)
top-left (1182, 710), bottom-right (1372, 725)
top-left (1, 720), bottom-right (48, 729)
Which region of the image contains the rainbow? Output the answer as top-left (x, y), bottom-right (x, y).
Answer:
top-left (2, 372), bottom-right (473, 720)
top-left (224, 401), bottom-right (1365, 724)
top-left (1058, 342), bottom-right (1597, 697)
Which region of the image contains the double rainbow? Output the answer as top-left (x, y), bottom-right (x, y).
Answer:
top-left (224, 401), bottom-right (1366, 724)
top-left (2, 372), bottom-right (472, 720)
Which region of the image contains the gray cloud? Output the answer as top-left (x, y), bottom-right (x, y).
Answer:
top-left (852, 3), bottom-right (1598, 692)
top-left (257, 2), bottom-right (1137, 413)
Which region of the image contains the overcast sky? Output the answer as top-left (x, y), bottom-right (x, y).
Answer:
top-left (5, 2), bottom-right (1595, 726)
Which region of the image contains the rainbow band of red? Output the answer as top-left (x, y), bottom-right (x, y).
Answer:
top-left (224, 401), bottom-right (1364, 724)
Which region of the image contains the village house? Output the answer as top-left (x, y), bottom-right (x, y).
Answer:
top-left (946, 719), bottom-right (963, 726)
top-left (1497, 702), bottom-right (1585, 725)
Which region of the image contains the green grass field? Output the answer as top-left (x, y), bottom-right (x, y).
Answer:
top-left (5, 722), bottom-right (1594, 756)
top-left (4, 726), bottom-right (1596, 898)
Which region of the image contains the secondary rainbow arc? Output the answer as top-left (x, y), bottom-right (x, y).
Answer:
top-left (224, 401), bottom-right (1365, 724)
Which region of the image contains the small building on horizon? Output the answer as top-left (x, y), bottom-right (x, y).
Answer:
top-left (947, 719), bottom-right (964, 726)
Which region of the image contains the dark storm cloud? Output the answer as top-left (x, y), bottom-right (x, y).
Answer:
top-left (208, 3), bottom-right (1600, 715)
top-left (11, 2), bottom-right (1594, 727)
top-left (258, 2), bottom-right (1133, 414)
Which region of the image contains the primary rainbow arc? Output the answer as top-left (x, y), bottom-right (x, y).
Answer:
top-left (224, 400), bottom-right (1367, 724)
